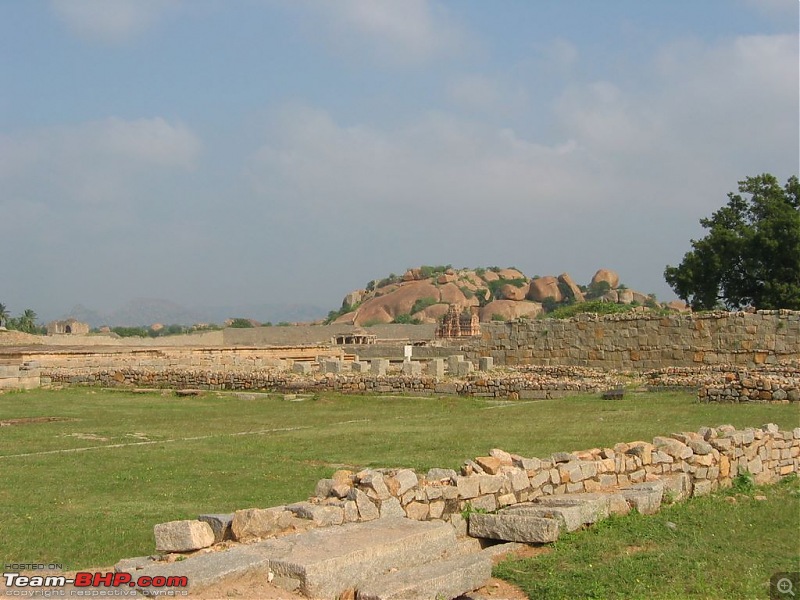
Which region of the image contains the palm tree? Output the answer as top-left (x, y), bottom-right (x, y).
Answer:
top-left (0, 303), bottom-right (9, 328)
top-left (20, 308), bottom-right (37, 333)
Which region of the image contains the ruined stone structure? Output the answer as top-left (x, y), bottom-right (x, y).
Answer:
top-left (331, 332), bottom-right (377, 345)
top-left (437, 305), bottom-right (480, 338)
top-left (46, 319), bottom-right (89, 335)
top-left (465, 310), bottom-right (800, 369)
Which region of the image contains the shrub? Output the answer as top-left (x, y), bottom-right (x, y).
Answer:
top-left (411, 297), bottom-right (438, 314)
top-left (541, 301), bottom-right (634, 320)
top-left (491, 314), bottom-right (506, 322)
top-left (393, 313), bottom-right (422, 325)
top-left (228, 318), bottom-right (254, 328)
top-left (586, 280), bottom-right (612, 300)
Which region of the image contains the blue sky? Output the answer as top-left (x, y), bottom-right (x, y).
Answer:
top-left (1, 0), bottom-right (798, 321)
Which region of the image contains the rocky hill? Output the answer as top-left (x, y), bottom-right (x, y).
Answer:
top-left (330, 266), bottom-right (687, 326)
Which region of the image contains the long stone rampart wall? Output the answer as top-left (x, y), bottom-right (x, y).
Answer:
top-left (465, 310), bottom-right (800, 370)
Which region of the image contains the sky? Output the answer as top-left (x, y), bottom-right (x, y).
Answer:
top-left (1, 0), bottom-right (798, 322)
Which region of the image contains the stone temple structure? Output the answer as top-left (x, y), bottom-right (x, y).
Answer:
top-left (46, 319), bottom-right (90, 335)
top-left (437, 305), bottom-right (480, 338)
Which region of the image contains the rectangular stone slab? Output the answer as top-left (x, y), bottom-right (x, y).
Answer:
top-left (468, 513), bottom-right (559, 543)
top-left (357, 552), bottom-right (492, 600)
top-left (501, 504), bottom-right (589, 532)
top-left (119, 517), bottom-right (456, 599)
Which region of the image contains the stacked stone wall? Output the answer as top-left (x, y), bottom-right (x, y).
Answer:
top-left (308, 423), bottom-right (799, 526)
top-left (465, 310), bottom-right (800, 370)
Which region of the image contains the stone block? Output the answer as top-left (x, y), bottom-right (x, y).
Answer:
top-left (468, 513), bottom-right (560, 543)
top-left (357, 552), bottom-right (491, 600)
top-left (287, 502), bottom-right (345, 527)
top-left (456, 476), bottom-right (480, 499)
top-left (447, 355), bottom-right (464, 373)
top-left (426, 468), bottom-right (457, 483)
top-left (405, 501), bottom-right (429, 521)
top-left (379, 497), bottom-right (406, 519)
top-left (402, 361), bottom-right (422, 376)
top-left (620, 481), bottom-right (663, 515)
top-left (457, 361), bottom-right (474, 377)
top-left (350, 488), bottom-right (379, 521)
top-left (292, 362), bottom-right (312, 375)
top-left (197, 514), bottom-right (233, 543)
top-left (231, 507), bottom-right (293, 542)
top-left (154, 520), bottom-right (215, 553)
top-left (478, 357), bottom-right (494, 371)
top-left (428, 358), bottom-right (445, 378)
top-left (351, 361), bottom-right (370, 373)
top-left (324, 360), bottom-right (343, 374)
top-left (371, 359), bottom-right (389, 376)
top-left (471, 494), bottom-right (498, 513)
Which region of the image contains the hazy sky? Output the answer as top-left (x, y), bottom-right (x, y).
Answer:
top-left (1, 0), bottom-right (798, 319)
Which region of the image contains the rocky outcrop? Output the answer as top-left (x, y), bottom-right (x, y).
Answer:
top-left (333, 266), bottom-right (681, 326)
top-left (527, 276), bottom-right (563, 303)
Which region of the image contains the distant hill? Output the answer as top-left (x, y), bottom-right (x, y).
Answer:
top-left (329, 266), bottom-right (688, 326)
top-left (61, 299), bottom-right (327, 328)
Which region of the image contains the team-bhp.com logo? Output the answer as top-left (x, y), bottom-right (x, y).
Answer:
top-left (3, 570), bottom-right (188, 596)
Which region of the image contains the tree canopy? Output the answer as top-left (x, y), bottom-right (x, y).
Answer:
top-left (664, 174), bottom-right (800, 310)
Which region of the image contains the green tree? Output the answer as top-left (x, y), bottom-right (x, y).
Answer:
top-left (0, 303), bottom-right (9, 328)
top-left (19, 308), bottom-right (38, 333)
top-left (665, 174), bottom-right (800, 310)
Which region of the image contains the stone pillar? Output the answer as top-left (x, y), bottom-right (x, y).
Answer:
top-left (447, 355), bottom-right (464, 373)
top-left (428, 358), bottom-right (445, 378)
top-left (324, 359), bottom-right (343, 374)
top-left (351, 361), bottom-right (370, 373)
top-left (371, 358), bottom-right (389, 376)
top-left (292, 362), bottom-right (312, 375)
top-left (456, 360), bottom-right (474, 377)
top-left (402, 361), bottom-right (422, 376)
top-left (478, 357), bottom-right (494, 372)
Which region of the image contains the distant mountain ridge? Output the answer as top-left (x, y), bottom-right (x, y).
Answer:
top-left (61, 299), bottom-right (327, 328)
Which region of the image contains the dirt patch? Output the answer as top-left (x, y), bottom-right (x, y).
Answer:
top-left (61, 432), bottom-right (110, 442)
top-left (0, 416), bottom-right (74, 427)
top-left (464, 577), bottom-right (530, 599)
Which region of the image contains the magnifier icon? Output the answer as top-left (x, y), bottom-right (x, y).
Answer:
top-left (778, 578), bottom-right (796, 597)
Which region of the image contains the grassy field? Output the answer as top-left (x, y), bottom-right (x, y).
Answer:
top-left (0, 386), bottom-right (798, 578)
top-left (495, 475), bottom-right (800, 599)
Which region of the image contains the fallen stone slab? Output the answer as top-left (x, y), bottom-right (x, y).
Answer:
top-left (620, 481), bottom-right (664, 515)
top-left (357, 552), bottom-right (492, 600)
top-left (266, 517), bottom-right (457, 599)
top-left (468, 513), bottom-right (559, 544)
top-left (502, 503), bottom-right (590, 532)
top-left (532, 492), bottom-right (623, 521)
top-left (122, 517), bottom-right (456, 598)
top-left (231, 507), bottom-right (293, 542)
top-left (154, 520), bottom-right (215, 553)
top-left (116, 543), bottom-right (274, 594)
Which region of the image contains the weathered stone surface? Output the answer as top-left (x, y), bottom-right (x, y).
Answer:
top-left (357, 552), bottom-right (491, 600)
top-left (532, 493), bottom-right (615, 522)
top-left (392, 469), bottom-right (419, 496)
top-left (197, 514), bottom-right (233, 543)
top-left (478, 300), bottom-right (542, 322)
top-left (456, 476), bottom-right (481, 499)
top-left (503, 503), bottom-right (588, 532)
top-left (273, 518), bottom-right (456, 598)
top-left (378, 497), bottom-right (405, 519)
top-left (231, 508), bottom-right (293, 542)
top-left (661, 473), bottom-right (692, 502)
top-left (558, 273), bottom-right (585, 303)
top-left (154, 520), bottom-right (215, 553)
top-left (426, 468), bottom-right (457, 483)
top-left (350, 488), bottom-right (379, 521)
top-left (688, 439), bottom-right (713, 455)
top-left (653, 437), bottom-right (693, 459)
top-left (468, 513), bottom-right (560, 543)
top-left (359, 470), bottom-right (391, 500)
top-left (287, 502), bottom-right (344, 527)
top-left (620, 481), bottom-right (663, 515)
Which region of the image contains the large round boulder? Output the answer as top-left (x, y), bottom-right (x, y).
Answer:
top-left (526, 276), bottom-right (563, 303)
top-left (479, 300), bottom-right (543, 322)
top-left (591, 269), bottom-right (620, 289)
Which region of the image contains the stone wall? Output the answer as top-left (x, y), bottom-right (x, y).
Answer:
top-left (465, 310), bottom-right (800, 370)
top-left (301, 423), bottom-right (799, 527)
top-left (157, 423), bottom-right (800, 549)
top-left (42, 365), bottom-right (622, 399)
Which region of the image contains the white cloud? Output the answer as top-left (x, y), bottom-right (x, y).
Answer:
top-left (50, 0), bottom-right (180, 42)
top-left (294, 0), bottom-right (466, 65)
top-left (445, 74), bottom-right (528, 115)
top-left (0, 117), bottom-right (202, 208)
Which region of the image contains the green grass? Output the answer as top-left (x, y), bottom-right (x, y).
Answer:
top-left (0, 387), bottom-right (798, 572)
top-left (495, 475), bottom-right (800, 599)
